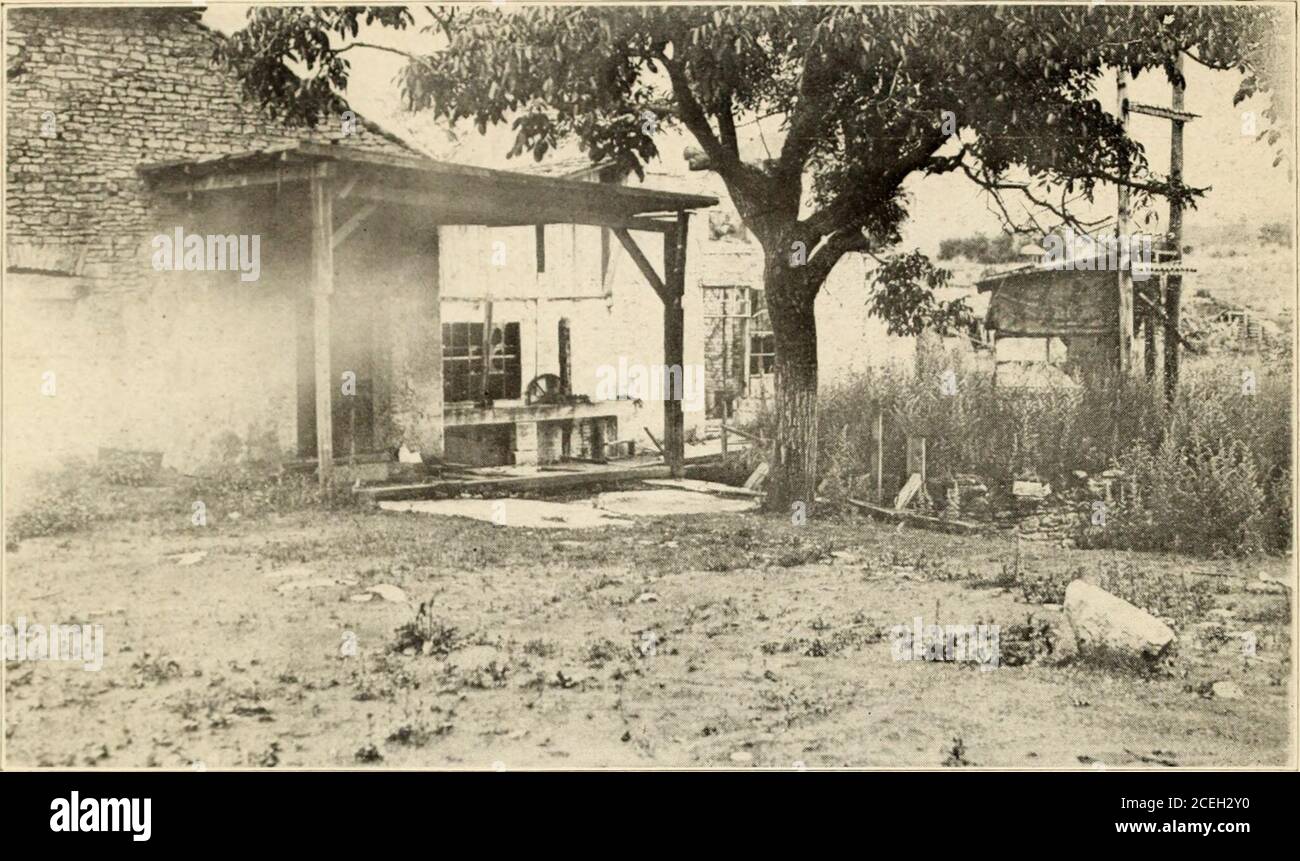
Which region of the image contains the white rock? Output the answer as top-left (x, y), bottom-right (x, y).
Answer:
top-left (1064, 580), bottom-right (1176, 663)
top-left (1012, 480), bottom-right (1051, 499)
top-left (1211, 680), bottom-right (1244, 700)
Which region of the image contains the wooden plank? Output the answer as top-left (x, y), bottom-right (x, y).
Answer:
top-left (743, 462), bottom-right (770, 491)
top-left (310, 172), bottom-right (335, 484)
top-left (642, 426), bottom-right (666, 457)
top-left (146, 162), bottom-right (328, 195)
top-left (1128, 102), bottom-right (1199, 123)
top-left (332, 202), bottom-right (377, 249)
top-left (358, 464), bottom-right (672, 501)
top-left (846, 498), bottom-right (985, 536)
top-left (894, 473), bottom-right (922, 510)
top-left (720, 423), bottom-right (766, 444)
top-left (612, 227), bottom-right (667, 301)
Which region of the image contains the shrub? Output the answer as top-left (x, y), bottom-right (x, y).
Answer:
top-left (812, 354), bottom-right (1290, 555)
top-left (8, 489), bottom-right (98, 540)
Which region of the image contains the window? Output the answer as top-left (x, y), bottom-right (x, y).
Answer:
top-left (442, 322), bottom-right (522, 402)
top-left (748, 289), bottom-right (775, 376)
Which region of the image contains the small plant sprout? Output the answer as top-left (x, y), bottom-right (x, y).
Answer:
top-left (40, 370), bottom-right (56, 396)
top-left (190, 500), bottom-right (207, 527)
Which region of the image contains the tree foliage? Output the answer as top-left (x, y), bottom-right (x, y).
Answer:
top-left (221, 4), bottom-right (1282, 305)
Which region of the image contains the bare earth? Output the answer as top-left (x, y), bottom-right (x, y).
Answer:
top-left (4, 491), bottom-right (1292, 769)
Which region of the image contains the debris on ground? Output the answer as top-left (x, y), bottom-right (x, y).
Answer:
top-left (1063, 579), bottom-right (1176, 666)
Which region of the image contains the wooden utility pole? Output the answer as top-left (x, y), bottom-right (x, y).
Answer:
top-left (1128, 54), bottom-right (1196, 401)
top-left (1116, 69), bottom-right (1136, 376)
top-left (1164, 54), bottom-right (1187, 401)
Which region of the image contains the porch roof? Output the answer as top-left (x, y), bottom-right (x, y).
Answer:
top-left (138, 141), bottom-right (717, 229)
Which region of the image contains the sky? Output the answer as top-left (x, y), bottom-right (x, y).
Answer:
top-left (203, 3), bottom-right (1296, 256)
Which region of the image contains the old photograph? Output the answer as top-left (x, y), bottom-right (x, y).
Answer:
top-left (1, 1), bottom-right (1295, 777)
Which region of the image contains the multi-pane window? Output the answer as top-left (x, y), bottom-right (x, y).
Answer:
top-left (442, 322), bottom-right (522, 402)
top-left (748, 289), bottom-right (775, 376)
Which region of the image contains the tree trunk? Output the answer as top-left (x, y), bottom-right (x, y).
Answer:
top-left (762, 259), bottom-right (819, 515)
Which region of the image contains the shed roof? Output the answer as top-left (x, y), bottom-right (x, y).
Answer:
top-left (139, 142), bottom-right (717, 228)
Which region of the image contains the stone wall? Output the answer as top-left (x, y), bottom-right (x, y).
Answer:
top-left (4, 8), bottom-right (411, 496)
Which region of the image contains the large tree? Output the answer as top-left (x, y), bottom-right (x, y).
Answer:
top-left (221, 4), bottom-right (1283, 512)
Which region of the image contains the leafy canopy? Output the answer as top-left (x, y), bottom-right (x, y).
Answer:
top-left (221, 4), bottom-right (1284, 296)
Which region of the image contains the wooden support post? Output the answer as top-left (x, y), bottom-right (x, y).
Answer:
top-left (310, 170), bottom-right (335, 484)
top-left (479, 299), bottom-right (494, 403)
top-left (1116, 69), bottom-right (1136, 376)
top-left (558, 318), bottom-right (572, 396)
top-left (1143, 289), bottom-right (1158, 379)
top-left (1164, 53), bottom-right (1186, 402)
top-left (873, 410), bottom-right (884, 504)
top-left (662, 213), bottom-right (688, 478)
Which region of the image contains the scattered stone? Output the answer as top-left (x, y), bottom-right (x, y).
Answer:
top-left (1012, 480), bottom-right (1052, 499)
top-left (1246, 578), bottom-right (1288, 595)
top-left (1063, 580), bottom-right (1176, 665)
top-left (1210, 680), bottom-right (1244, 700)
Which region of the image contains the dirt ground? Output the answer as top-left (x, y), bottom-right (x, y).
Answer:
top-left (3, 486), bottom-right (1293, 769)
